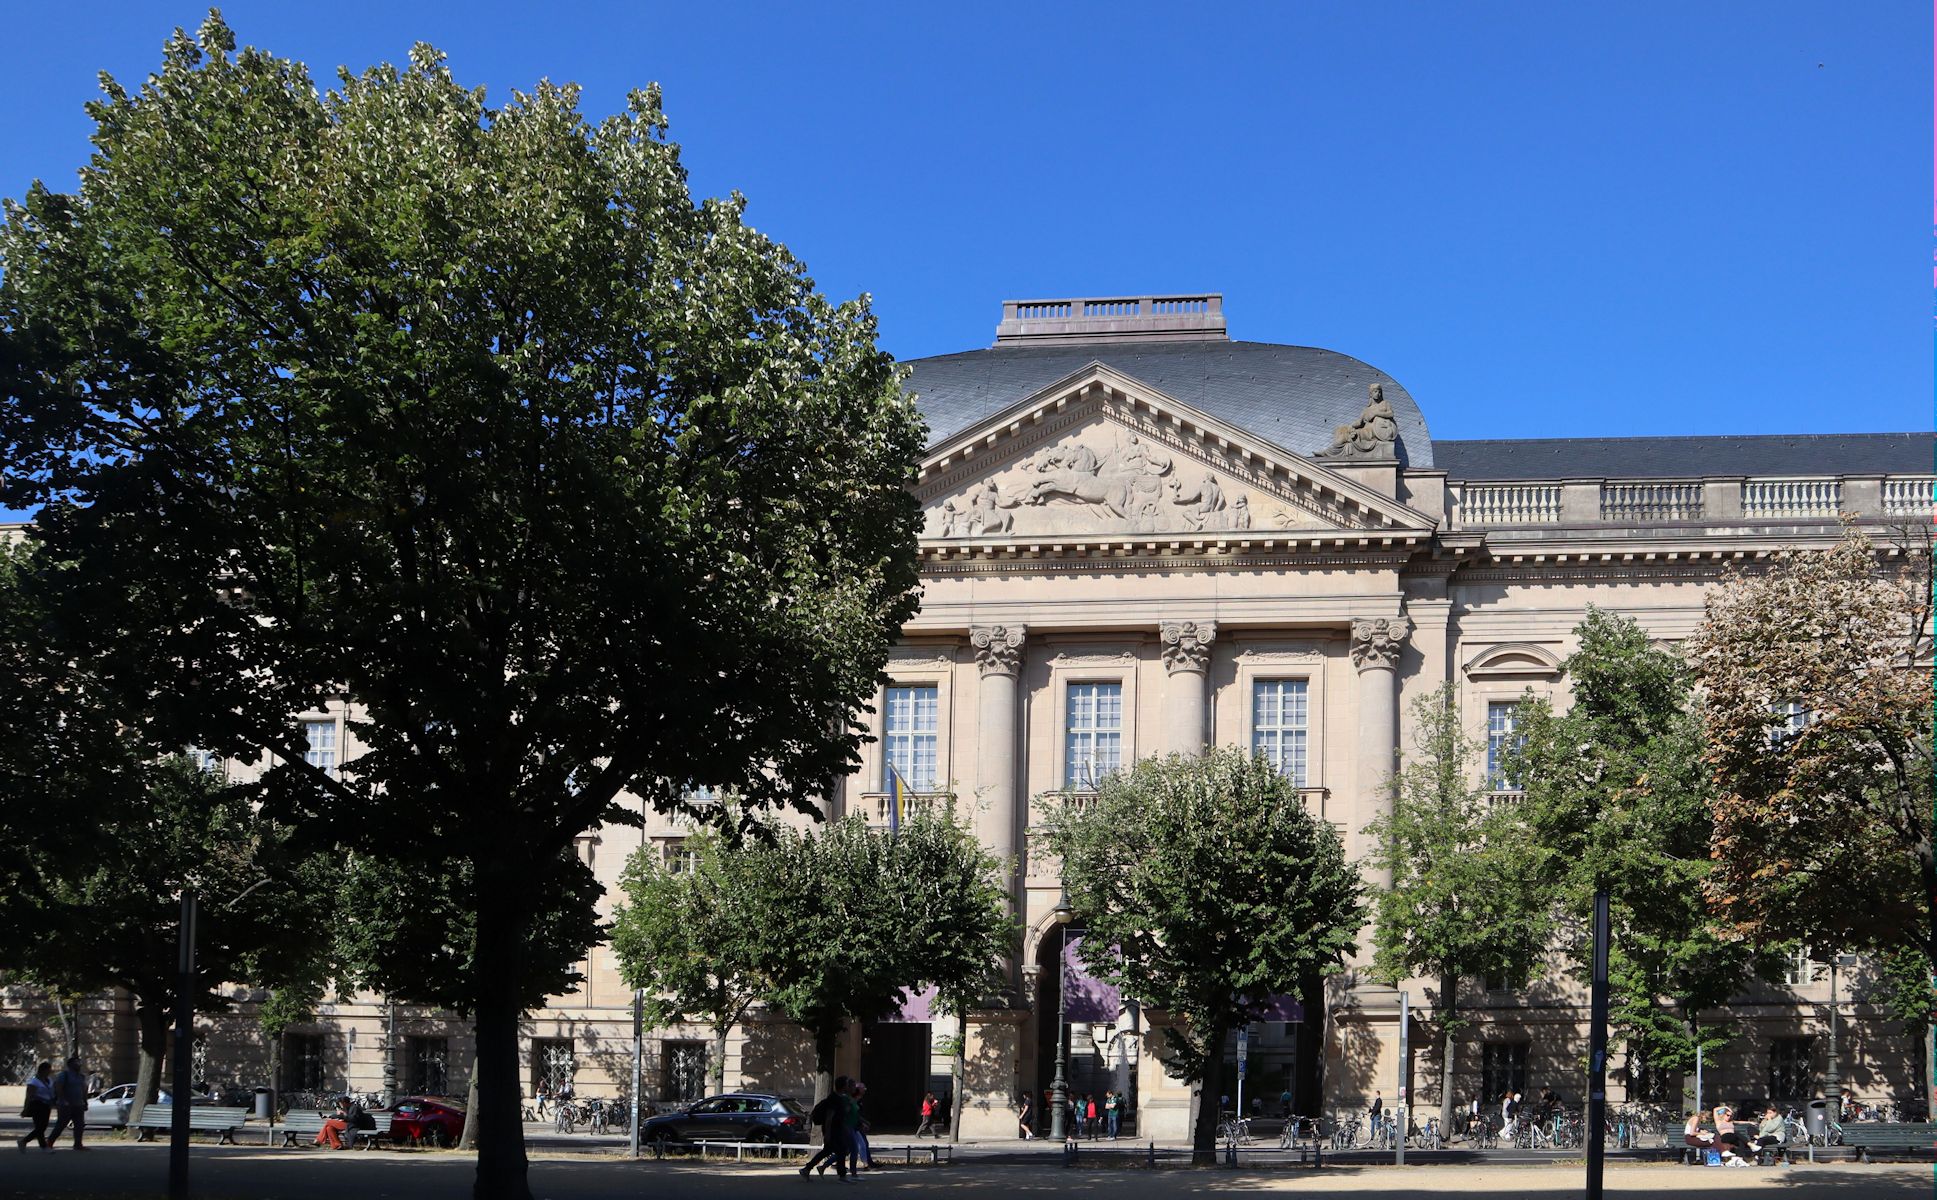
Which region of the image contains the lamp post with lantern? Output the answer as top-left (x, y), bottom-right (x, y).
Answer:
top-left (1048, 899), bottom-right (1073, 1142)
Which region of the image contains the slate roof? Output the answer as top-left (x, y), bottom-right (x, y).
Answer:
top-left (903, 340), bottom-right (1434, 468)
top-left (1435, 433), bottom-right (1934, 481)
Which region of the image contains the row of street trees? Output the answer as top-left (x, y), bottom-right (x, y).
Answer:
top-left (1369, 524), bottom-right (1935, 1127)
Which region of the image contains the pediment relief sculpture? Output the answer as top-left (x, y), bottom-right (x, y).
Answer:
top-left (925, 423), bottom-right (1323, 539)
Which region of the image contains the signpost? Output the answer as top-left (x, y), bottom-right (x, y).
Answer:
top-left (1396, 991), bottom-right (1408, 1166)
top-left (1235, 1025), bottom-right (1249, 1134)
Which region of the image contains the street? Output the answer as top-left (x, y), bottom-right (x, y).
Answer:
top-left (0, 1140), bottom-right (1930, 1200)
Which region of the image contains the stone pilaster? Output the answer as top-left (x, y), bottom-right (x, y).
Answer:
top-left (1159, 620), bottom-right (1216, 755)
top-left (1350, 615), bottom-right (1410, 888)
top-left (970, 624), bottom-right (1027, 893)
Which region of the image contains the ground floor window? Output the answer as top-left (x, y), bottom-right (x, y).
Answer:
top-left (1480, 1042), bottom-right (1528, 1104)
top-left (281, 1032), bottom-right (325, 1095)
top-left (0, 1030), bottom-right (37, 1084)
top-left (1770, 1036), bottom-right (1814, 1102)
top-left (408, 1036), bottom-right (450, 1096)
top-left (661, 1040), bottom-right (708, 1103)
top-left (532, 1038), bottom-right (576, 1096)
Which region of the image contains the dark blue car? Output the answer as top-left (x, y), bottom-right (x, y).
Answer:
top-left (641, 1092), bottom-right (810, 1148)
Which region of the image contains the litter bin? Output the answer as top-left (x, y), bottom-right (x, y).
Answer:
top-left (254, 1087), bottom-right (274, 1121)
top-left (1803, 1099), bottom-right (1828, 1142)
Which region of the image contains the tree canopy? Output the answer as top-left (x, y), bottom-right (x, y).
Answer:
top-left (1516, 607), bottom-right (1756, 1099)
top-left (0, 16), bottom-right (924, 1197)
top-left (1038, 748), bottom-right (1363, 1162)
top-left (1365, 683), bottom-right (1551, 1126)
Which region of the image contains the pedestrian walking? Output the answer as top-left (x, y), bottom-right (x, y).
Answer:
top-left (45, 1057), bottom-right (87, 1150)
top-left (16, 1060), bottom-right (53, 1152)
top-left (1017, 1092), bottom-right (1035, 1139)
top-left (848, 1081), bottom-right (874, 1171)
top-left (1084, 1094), bottom-right (1098, 1139)
top-left (1279, 1086), bottom-right (1293, 1119)
top-left (917, 1091), bottom-right (937, 1138)
top-left (801, 1077), bottom-right (852, 1180)
top-left (1104, 1089), bottom-right (1120, 1139)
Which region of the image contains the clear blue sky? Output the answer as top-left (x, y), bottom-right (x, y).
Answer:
top-left (1, 1), bottom-right (1929, 441)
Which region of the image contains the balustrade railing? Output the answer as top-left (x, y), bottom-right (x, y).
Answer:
top-left (1458, 484), bottom-right (1562, 525)
top-left (1742, 478), bottom-right (1842, 518)
top-left (1883, 476), bottom-right (1936, 516)
top-left (1600, 481), bottom-right (1703, 522)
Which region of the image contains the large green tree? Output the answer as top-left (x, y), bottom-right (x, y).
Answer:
top-left (0, 17), bottom-right (922, 1197)
top-left (1038, 748), bottom-right (1363, 1163)
top-left (1365, 684), bottom-right (1551, 1130)
top-left (1515, 607), bottom-right (1756, 1100)
top-left (620, 809), bottom-right (1012, 1106)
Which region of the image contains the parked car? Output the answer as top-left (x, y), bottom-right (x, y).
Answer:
top-left (640, 1093), bottom-right (809, 1149)
top-left (86, 1084), bottom-right (215, 1126)
top-left (389, 1095), bottom-right (467, 1146)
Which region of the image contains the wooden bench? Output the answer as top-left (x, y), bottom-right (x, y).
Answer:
top-left (130, 1106), bottom-right (251, 1145)
top-left (273, 1111), bottom-right (395, 1149)
top-left (1839, 1122), bottom-right (1937, 1161)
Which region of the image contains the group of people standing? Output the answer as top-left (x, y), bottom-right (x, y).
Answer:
top-left (16, 1057), bottom-right (89, 1153)
top-left (1014, 1088), bottom-right (1123, 1140)
top-left (801, 1076), bottom-right (875, 1180)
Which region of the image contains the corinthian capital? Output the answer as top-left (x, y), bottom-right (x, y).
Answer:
top-left (1159, 620), bottom-right (1218, 675)
top-left (1349, 615), bottom-right (1411, 672)
top-left (970, 625), bottom-right (1027, 678)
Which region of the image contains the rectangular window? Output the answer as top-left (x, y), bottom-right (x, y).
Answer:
top-left (882, 685), bottom-right (940, 793)
top-left (1769, 701), bottom-right (1811, 746)
top-left (661, 1040), bottom-right (709, 1103)
top-left (654, 837), bottom-right (698, 875)
top-left (282, 1032), bottom-right (325, 1094)
top-left (1784, 946), bottom-right (1816, 987)
top-left (1480, 1042), bottom-right (1529, 1104)
top-left (0, 1030), bottom-right (37, 1085)
top-left (186, 748), bottom-right (224, 778)
top-left (532, 1038), bottom-right (575, 1095)
top-left (1065, 682), bottom-right (1123, 789)
top-left (1769, 1037), bottom-right (1814, 1101)
top-left (407, 1036), bottom-right (450, 1095)
top-left (1483, 967), bottom-right (1529, 993)
top-left (1251, 680), bottom-right (1309, 786)
top-left (302, 719), bottom-right (338, 777)
top-left (1486, 702), bottom-right (1522, 791)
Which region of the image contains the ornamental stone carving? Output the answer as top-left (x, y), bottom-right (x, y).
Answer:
top-left (1159, 620), bottom-right (1218, 675)
top-left (1315, 382), bottom-right (1400, 462)
top-left (1349, 615), bottom-right (1411, 671)
top-left (970, 625), bottom-right (1027, 678)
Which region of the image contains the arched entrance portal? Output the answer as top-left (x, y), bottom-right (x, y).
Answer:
top-left (1030, 921), bottom-right (1139, 1137)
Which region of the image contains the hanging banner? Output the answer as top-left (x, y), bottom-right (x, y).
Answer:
top-left (1062, 936), bottom-right (1123, 1024)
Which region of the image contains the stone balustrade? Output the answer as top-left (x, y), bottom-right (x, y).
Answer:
top-left (1448, 474), bottom-right (1929, 527)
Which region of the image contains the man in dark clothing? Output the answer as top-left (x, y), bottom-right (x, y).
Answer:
top-left (800, 1076), bottom-right (851, 1179)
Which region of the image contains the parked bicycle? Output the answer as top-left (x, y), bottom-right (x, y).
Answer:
top-left (1409, 1116), bottom-right (1442, 1150)
top-left (1217, 1112), bottom-right (1253, 1144)
top-left (1330, 1115), bottom-right (1362, 1150)
top-left (1279, 1115), bottom-right (1325, 1149)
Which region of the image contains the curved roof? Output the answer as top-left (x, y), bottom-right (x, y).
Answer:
top-left (902, 339), bottom-right (1434, 468)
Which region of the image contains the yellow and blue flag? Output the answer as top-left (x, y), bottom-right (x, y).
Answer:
top-left (887, 763), bottom-right (910, 836)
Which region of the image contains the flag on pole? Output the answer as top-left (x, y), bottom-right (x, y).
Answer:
top-left (886, 763), bottom-right (910, 837)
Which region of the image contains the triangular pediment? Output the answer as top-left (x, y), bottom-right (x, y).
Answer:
top-left (915, 364), bottom-right (1438, 544)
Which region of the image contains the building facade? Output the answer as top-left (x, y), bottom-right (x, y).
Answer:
top-left (3, 294), bottom-right (1930, 1135)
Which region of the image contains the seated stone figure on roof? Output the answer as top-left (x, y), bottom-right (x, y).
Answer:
top-left (1316, 382), bottom-right (1399, 461)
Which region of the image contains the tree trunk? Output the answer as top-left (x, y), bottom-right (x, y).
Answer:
top-left (949, 1010), bottom-right (966, 1142)
top-left (1190, 1020), bottom-right (1228, 1166)
top-left (1294, 972), bottom-right (1326, 1117)
top-left (471, 892), bottom-right (530, 1200)
top-left (267, 1033), bottom-right (282, 1124)
top-left (459, 1054), bottom-right (481, 1150)
top-left (811, 1023), bottom-right (839, 1107)
top-left (127, 998), bottom-right (169, 1127)
top-left (1438, 972), bottom-right (1457, 1134)
top-left (712, 1026), bottom-right (730, 1093)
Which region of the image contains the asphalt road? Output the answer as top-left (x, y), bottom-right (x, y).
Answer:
top-left (0, 1140), bottom-right (1929, 1200)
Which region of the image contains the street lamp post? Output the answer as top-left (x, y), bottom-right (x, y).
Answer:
top-left (1049, 900), bottom-right (1073, 1142)
top-left (1827, 952), bottom-right (1857, 1123)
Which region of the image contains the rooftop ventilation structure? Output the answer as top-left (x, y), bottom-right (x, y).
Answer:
top-left (993, 294), bottom-right (1227, 346)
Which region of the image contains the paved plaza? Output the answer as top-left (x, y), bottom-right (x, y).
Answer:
top-left (0, 1139), bottom-right (1930, 1200)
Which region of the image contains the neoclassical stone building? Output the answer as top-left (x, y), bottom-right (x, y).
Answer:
top-left (2, 294), bottom-right (1929, 1136)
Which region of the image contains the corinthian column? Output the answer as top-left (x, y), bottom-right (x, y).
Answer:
top-left (970, 625), bottom-right (1027, 883)
top-left (1351, 615), bottom-right (1410, 887)
top-left (1159, 620), bottom-right (1216, 755)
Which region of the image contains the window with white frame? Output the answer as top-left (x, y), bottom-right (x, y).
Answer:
top-left (1769, 700), bottom-right (1811, 746)
top-left (302, 719), bottom-right (338, 777)
top-left (1784, 945), bottom-right (1816, 987)
top-left (882, 685), bottom-right (939, 792)
top-left (1486, 702), bottom-right (1522, 791)
top-left (186, 747), bottom-right (224, 777)
top-left (1251, 680), bottom-right (1309, 786)
top-left (1065, 682), bottom-right (1123, 789)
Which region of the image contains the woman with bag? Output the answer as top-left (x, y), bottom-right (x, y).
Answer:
top-left (16, 1060), bottom-right (52, 1152)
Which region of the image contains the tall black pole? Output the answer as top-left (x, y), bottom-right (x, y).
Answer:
top-left (1049, 925), bottom-right (1069, 1141)
top-left (168, 889), bottom-right (198, 1200)
top-left (1585, 888), bottom-right (1611, 1200)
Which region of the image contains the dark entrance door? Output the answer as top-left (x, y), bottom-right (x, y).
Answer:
top-left (859, 1021), bottom-right (930, 1133)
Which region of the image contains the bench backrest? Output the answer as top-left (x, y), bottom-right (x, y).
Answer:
top-left (134, 1106), bottom-right (250, 1129)
top-left (1839, 1122), bottom-right (1937, 1144)
top-left (280, 1113), bottom-right (330, 1132)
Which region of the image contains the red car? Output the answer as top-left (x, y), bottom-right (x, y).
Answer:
top-left (389, 1095), bottom-right (467, 1146)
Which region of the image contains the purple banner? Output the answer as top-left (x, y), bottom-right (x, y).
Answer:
top-left (885, 983), bottom-right (937, 1024)
top-left (1062, 936), bottom-right (1123, 1024)
top-left (1253, 994), bottom-right (1304, 1023)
